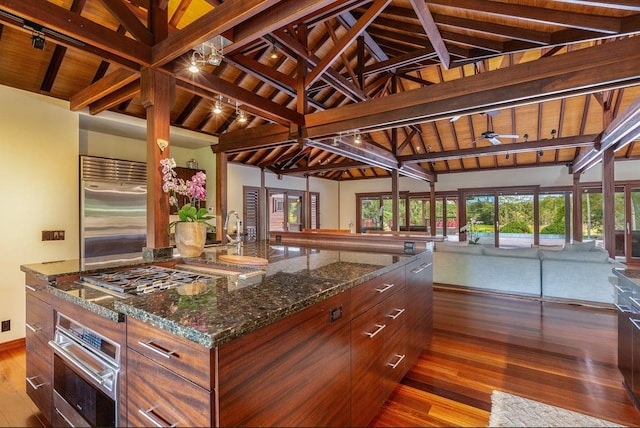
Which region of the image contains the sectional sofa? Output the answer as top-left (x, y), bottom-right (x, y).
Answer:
top-left (432, 240), bottom-right (624, 306)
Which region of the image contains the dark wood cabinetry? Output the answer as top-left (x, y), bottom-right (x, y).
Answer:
top-left (405, 255), bottom-right (434, 367)
top-left (125, 317), bottom-right (215, 426)
top-left (351, 267), bottom-right (406, 426)
top-left (24, 273), bottom-right (53, 426)
top-left (218, 291), bottom-right (352, 427)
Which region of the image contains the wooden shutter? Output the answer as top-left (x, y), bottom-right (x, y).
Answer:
top-left (243, 186), bottom-right (260, 241)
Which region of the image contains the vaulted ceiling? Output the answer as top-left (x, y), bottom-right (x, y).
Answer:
top-left (2, 0), bottom-right (640, 182)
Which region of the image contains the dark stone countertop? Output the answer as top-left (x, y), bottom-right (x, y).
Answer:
top-left (21, 241), bottom-right (430, 348)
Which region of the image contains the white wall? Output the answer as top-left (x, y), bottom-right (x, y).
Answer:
top-left (1, 86), bottom-right (79, 344)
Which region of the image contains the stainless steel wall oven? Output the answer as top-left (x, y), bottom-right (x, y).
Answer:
top-left (48, 312), bottom-right (120, 427)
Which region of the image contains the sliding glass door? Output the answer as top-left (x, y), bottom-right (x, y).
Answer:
top-left (465, 194), bottom-right (495, 245)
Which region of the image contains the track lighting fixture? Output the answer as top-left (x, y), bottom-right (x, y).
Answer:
top-left (523, 133), bottom-right (529, 142)
top-left (31, 31), bottom-right (45, 50)
top-left (538, 149), bottom-right (544, 157)
top-left (235, 102), bottom-right (247, 123)
top-left (551, 129), bottom-right (557, 139)
top-left (354, 132), bottom-right (362, 144)
top-left (188, 37), bottom-right (224, 73)
top-left (213, 96), bottom-right (223, 114)
top-left (269, 44), bottom-right (278, 59)
top-left (505, 153), bottom-right (510, 160)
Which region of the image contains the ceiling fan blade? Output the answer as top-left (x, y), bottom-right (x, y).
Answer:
top-left (497, 134), bottom-right (519, 139)
top-left (488, 137), bottom-right (502, 145)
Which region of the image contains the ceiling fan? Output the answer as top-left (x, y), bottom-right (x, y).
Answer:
top-left (473, 130), bottom-right (519, 145)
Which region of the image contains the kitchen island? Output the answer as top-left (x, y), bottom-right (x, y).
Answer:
top-left (21, 241), bottom-right (433, 427)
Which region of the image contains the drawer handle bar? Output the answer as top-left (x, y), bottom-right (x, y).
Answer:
top-left (26, 323), bottom-right (42, 333)
top-left (387, 308), bottom-right (406, 320)
top-left (26, 375), bottom-right (46, 390)
top-left (374, 283), bottom-right (395, 293)
top-left (365, 324), bottom-right (386, 338)
top-left (138, 340), bottom-right (177, 359)
top-left (25, 285), bottom-right (37, 292)
top-left (411, 262), bottom-right (433, 274)
top-left (387, 354), bottom-right (406, 369)
top-left (631, 319), bottom-right (640, 331)
top-left (55, 408), bottom-right (75, 427)
top-left (138, 408), bottom-right (177, 428)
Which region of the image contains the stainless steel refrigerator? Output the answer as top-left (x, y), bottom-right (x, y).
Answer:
top-left (80, 156), bottom-right (147, 259)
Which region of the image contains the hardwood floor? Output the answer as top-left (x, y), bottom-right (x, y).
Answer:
top-left (373, 286), bottom-right (640, 427)
top-left (1, 287), bottom-right (639, 427)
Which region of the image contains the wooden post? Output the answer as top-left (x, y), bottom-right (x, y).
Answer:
top-left (216, 152), bottom-right (228, 243)
top-left (141, 67), bottom-right (174, 257)
top-left (602, 148), bottom-right (616, 257)
top-left (572, 173), bottom-right (583, 243)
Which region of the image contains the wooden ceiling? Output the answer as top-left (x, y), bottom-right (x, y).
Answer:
top-left (2, 0), bottom-right (640, 181)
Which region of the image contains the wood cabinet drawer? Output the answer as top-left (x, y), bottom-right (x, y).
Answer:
top-left (126, 350), bottom-right (212, 427)
top-left (26, 345), bottom-right (52, 424)
top-left (26, 293), bottom-right (53, 348)
top-left (126, 317), bottom-right (213, 390)
top-left (351, 267), bottom-right (405, 317)
top-left (383, 288), bottom-right (406, 338)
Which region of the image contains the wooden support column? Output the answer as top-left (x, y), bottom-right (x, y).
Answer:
top-left (392, 169), bottom-right (399, 231)
top-left (216, 151), bottom-right (228, 243)
top-left (429, 181), bottom-right (436, 236)
top-left (260, 168), bottom-right (267, 241)
top-left (602, 148), bottom-right (616, 257)
top-left (572, 173), bottom-right (583, 242)
top-left (141, 67), bottom-right (174, 258)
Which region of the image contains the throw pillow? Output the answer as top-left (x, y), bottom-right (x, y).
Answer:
top-left (563, 240), bottom-right (596, 251)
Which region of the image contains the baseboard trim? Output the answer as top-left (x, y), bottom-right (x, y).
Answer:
top-left (0, 338), bottom-right (25, 352)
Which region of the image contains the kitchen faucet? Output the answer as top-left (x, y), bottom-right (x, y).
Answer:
top-left (223, 210), bottom-right (242, 244)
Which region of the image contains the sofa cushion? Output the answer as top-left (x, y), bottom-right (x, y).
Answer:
top-left (483, 246), bottom-right (540, 259)
top-left (563, 240), bottom-right (596, 251)
top-left (435, 242), bottom-right (484, 255)
top-left (540, 248), bottom-right (609, 263)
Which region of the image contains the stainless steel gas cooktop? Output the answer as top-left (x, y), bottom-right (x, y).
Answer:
top-left (80, 265), bottom-right (218, 295)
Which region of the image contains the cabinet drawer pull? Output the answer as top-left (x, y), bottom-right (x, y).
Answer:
top-left (26, 323), bottom-right (42, 333)
top-left (365, 324), bottom-right (386, 338)
top-left (387, 354), bottom-right (406, 369)
top-left (374, 283), bottom-right (395, 293)
top-left (55, 408), bottom-right (75, 427)
top-left (411, 267), bottom-right (424, 274)
top-left (26, 375), bottom-right (46, 390)
top-left (25, 285), bottom-right (37, 292)
top-left (387, 308), bottom-right (405, 320)
top-left (138, 340), bottom-right (177, 359)
top-left (138, 407), bottom-right (177, 428)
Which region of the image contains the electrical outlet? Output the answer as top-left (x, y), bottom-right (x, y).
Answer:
top-left (1, 320), bottom-right (10, 332)
top-left (42, 230), bottom-right (65, 241)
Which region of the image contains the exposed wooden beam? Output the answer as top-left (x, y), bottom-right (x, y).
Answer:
top-left (305, 0), bottom-right (390, 87)
top-left (0, 0), bottom-right (151, 65)
top-left (408, 0), bottom-right (451, 68)
top-left (214, 124), bottom-right (294, 153)
top-left (70, 69), bottom-right (139, 111)
top-left (304, 36), bottom-right (640, 139)
top-left (572, 95), bottom-right (640, 172)
top-left (96, 0), bottom-right (152, 45)
top-left (428, 0), bottom-right (623, 33)
top-left (398, 134), bottom-right (598, 163)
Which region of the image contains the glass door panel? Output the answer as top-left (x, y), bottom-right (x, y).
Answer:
top-left (631, 188), bottom-right (640, 259)
top-left (498, 193), bottom-right (534, 248)
top-left (268, 192), bottom-right (286, 232)
top-left (615, 188), bottom-right (626, 257)
top-left (539, 193), bottom-right (568, 247)
top-left (360, 197), bottom-right (382, 232)
top-left (287, 194), bottom-right (302, 231)
top-left (445, 198), bottom-right (459, 241)
top-left (466, 194), bottom-right (495, 245)
top-left (409, 197), bottom-right (429, 233)
top-left (582, 190), bottom-right (603, 244)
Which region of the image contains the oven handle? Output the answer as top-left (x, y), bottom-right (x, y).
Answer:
top-left (49, 340), bottom-right (110, 387)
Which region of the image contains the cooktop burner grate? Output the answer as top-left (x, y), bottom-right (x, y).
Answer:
top-left (81, 265), bottom-right (216, 295)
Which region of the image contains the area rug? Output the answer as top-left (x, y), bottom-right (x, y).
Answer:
top-left (489, 390), bottom-right (624, 427)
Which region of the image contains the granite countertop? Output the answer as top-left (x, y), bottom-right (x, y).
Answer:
top-left (22, 241), bottom-right (427, 348)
